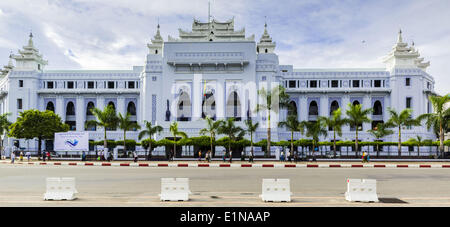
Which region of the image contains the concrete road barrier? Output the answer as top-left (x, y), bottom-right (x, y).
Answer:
top-left (159, 178), bottom-right (191, 202)
top-left (44, 177), bottom-right (78, 201)
top-left (260, 179), bottom-right (291, 202)
top-left (345, 179), bottom-right (379, 203)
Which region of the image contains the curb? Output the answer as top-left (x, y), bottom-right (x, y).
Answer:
top-left (2, 161), bottom-right (450, 169)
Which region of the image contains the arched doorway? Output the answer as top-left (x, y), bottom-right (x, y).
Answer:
top-left (373, 101), bottom-right (383, 115)
top-left (177, 92), bottom-right (192, 121)
top-left (202, 92), bottom-right (216, 120)
top-left (226, 91), bottom-right (241, 121)
top-left (330, 100), bottom-right (339, 115)
top-left (86, 102), bottom-right (96, 131)
top-left (309, 101), bottom-right (318, 116)
top-left (288, 101), bottom-right (298, 117)
top-left (65, 102), bottom-right (76, 131)
top-left (127, 102), bottom-right (137, 116)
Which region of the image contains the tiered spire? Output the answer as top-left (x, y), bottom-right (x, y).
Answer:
top-left (10, 32), bottom-right (47, 71)
top-left (257, 22), bottom-right (276, 54)
top-left (0, 52), bottom-right (15, 76)
top-left (147, 23), bottom-right (164, 55)
top-left (383, 29), bottom-right (430, 71)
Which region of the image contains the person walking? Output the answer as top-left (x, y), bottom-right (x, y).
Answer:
top-left (26, 151), bottom-right (31, 162)
top-left (280, 151), bottom-right (285, 162)
top-left (81, 151), bottom-right (86, 161)
top-left (19, 151), bottom-right (24, 162)
top-left (241, 151), bottom-right (245, 162)
top-left (229, 150), bottom-right (233, 163)
top-left (42, 150), bottom-right (46, 162)
top-left (222, 152), bottom-right (226, 162)
top-left (249, 151), bottom-right (254, 163)
top-left (198, 150), bottom-right (202, 162)
top-left (133, 151), bottom-right (138, 163)
top-left (287, 150), bottom-right (291, 162)
top-left (10, 151), bottom-right (15, 164)
top-left (47, 151), bottom-right (51, 161)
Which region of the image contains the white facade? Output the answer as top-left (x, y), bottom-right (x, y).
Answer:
top-left (0, 18), bottom-right (438, 152)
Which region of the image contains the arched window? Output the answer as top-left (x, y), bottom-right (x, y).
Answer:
top-left (86, 102), bottom-right (95, 116)
top-left (330, 101), bottom-right (339, 115)
top-left (127, 102), bottom-right (136, 116)
top-left (46, 102), bottom-right (55, 112)
top-left (108, 101), bottom-right (116, 111)
top-left (66, 102), bottom-right (75, 116)
top-left (155, 50), bottom-right (158, 54)
top-left (309, 101), bottom-right (318, 116)
top-left (202, 93), bottom-right (216, 120)
top-left (373, 101), bottom-right (383, 115)
top-left (288, 101), bottom-right (298, 117)
top-left (353, 100), bottom-right (360, 106)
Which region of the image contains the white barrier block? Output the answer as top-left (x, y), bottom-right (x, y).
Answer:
top-left (159, 178), bottom-right (191, 201)
top-left (345, 179), bottom-right (379, 203)
top-left (44, 177), bottom-right (78, 201)
top-left (260, 179), bottom-right (291, 202)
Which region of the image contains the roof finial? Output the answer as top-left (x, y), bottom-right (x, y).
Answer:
top-left (397, 28), bottom-right (403, 43)
top-left (28, 30), bottom-right (34, 47)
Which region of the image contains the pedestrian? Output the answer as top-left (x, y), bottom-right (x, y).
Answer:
top-left (19, 151), bottom-right (24, 162)
top-left (10, 151), bottom-right (15, 164)
top-left (82, 151), bottom-right (86, 161)
top-left (222, 152), bottom-right (226, 162)
top-left (47, 151), bottom-right (51, 161)
top-left (206, 150), bottom-right (211, 163)
top-left (241, 151), bottom-right (245, 162)
top-left (25, 151), bottom-right (31, 162)
top-left (249, 152), bottom-right (254, 163)
top-left (229, 150), bottom-right (233, 163)
top-left (133, 151), bottom-right (138, 163)
top-left (198, 150), bottom-right (202, 162)
top-left (313, 147), bottom-right (318, 162)
top-left (287, 150), bottom-right (291, 162)
top-left (42, 150), bottom-right (46, 162)
top-left (280, 151), bottom-right (284, 162)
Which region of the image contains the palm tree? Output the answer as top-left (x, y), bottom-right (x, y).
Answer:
top-left (319, 108), bottom-right (347, 158)
top-left (410, 136), bottom-right (424, 157)
top-left (138, 121), bottom-right (163, 160)
top-left (418, 94), bottom-right (450, 157)
top-left (387, 108), bottom-right (420, 157)
top-left (302, 120), bottom-right (328, 159)
top-left (278, 115), bottom-right (302, 158)
top-left (245, 119), bottom-right (259, 158)
top-left (345, 103), bottom-right (373, 157)
top-left (0, 113), bottom-right (11, 158)
top-left (255, 85), bottom-right (290, 157)
top-left (199, 116), bottom-right (223, 157)
top-left (367, 122), bottom-right (394, 157)
top-left (118, 112), bottom-right (140, 156)
top-left (86, 105), bottom-right (119, 150)
top-left (218, 118), bottom-right (245, 158)
top-left (169, 122), bottom-right (188, 158)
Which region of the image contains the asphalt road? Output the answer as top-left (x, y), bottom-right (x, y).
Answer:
top-left (1, 165), bottom-right (449, 207)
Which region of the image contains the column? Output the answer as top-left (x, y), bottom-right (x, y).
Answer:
top-left (341, 95), bottom-right (350, 134)
top-left (192, 74), bottom-right (202, 121)
top-left (76, 96), bottom-right (85, 131)
top-left (299, 96), bottom-right (307, 122)
top-left (56, 97), bottom-right (64, 122)
top-left (320, 95), bottom-right (328, 117)
top-left (117, 97), bottom-right (125, 116)
top-left (362, 94), bottom-right (371, 132)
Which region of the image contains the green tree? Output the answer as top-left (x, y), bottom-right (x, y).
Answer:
top-left (244, 119), bottom-right (259, 158)
top-left (85, 105), bottom-right (119, 150)
top-left (345, 103), bottom-right (373, 157)
top-left (8, 110), bottom-right (69, 158)
top-left (387, 108), bottom-right (420, 157)
top-left (367, 122), bottom-right (394, 157)
top-left (218, 118), bottom-right (245, 157)
top-left (169, 122), bottom-right (188, 157)
top-left (0, 113), bottom-right (12, 157)
top-left (278, 115), bottom-right (302, 158)
top-left (255, 85), bottom-right (290, 157)
top-left (138, 121), bottom-right (163, 160)
top-left (118, 112), bottom-right (141, 155)
top-left (199, 116), bottom-right (223, 157)
top-left (319, 108), bottom-right (347, 158)
top-left (302, 120), bottom-right (327, 158)
top-left (418, 94), bottom-right (450, 157)
top-left (408, 136), bottom-right (425, 157)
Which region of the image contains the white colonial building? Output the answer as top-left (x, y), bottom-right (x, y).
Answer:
top-left (0, 18), bottom-right (439, 156)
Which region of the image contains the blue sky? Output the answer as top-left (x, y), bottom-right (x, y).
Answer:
top-left (0, 0), bottom-right (449, 95)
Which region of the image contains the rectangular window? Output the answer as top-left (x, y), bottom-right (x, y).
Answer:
top-left (47, 81), bottom-right (54, 89)
top-left (19, 80), bottom-right (24, 88)
top-left (353, 80), bottom-right (360, 88)
top-left (406, 78), bottom-right (411, 86)
top-left (108, 81), bottom-right (115, 89)
top-left (374, 80), bottom-right (381, 88)
top-left (67, 81), bottom-right (74, 89)
top-left (289, 80), bottom-right (296, 88)
top-left (128, 81), bottom-right (135, 89)
top-left (331, 80), bottom-right (339, 88)
top-left (406, 97), bottom-right (412, 109)
top-left (87, 81), bottom-right (95, 89)
top-left (152, 76), bottom-right (157, 81)
top-left (427, 82), bottom-right (431, 89)
top-left (310, 80), bottom-right (317, 88)
top-left (261, 76), bottom-right (266, 81)
top-left (17, 99), bottom-right (22, 109)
